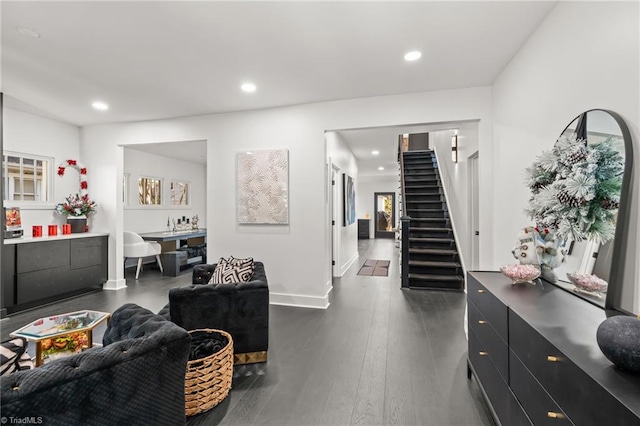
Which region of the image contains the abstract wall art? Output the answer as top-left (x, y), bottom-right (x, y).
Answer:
top-left (343, 173), bottom-right (355, 226)
top-left (237, 149), bottom-right (289, 224)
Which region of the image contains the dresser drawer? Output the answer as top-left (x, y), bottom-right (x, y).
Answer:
top-left (509, 311), bottom-right (638, 426)
top-left (467, 274), bottom-right (508, 341)
top-left (469, 329), bottom-right (531, 426)
top-left (468, 299), bottom-right (508, 381)
top-left (510, 349), bottom-right (573, 426)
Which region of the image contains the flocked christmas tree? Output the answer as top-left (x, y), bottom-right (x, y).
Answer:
top-left (524, 134), bottom-right (623, 243)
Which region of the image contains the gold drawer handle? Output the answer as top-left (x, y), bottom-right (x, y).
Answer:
top-left (477, 289), bottom-right (486, 293)
top-left (547, 356), bottom-right (559, 362)
top-left (478, 320), bottom-right (488, 324)
top-left (547, 411), bottom-right (565, 419)
top-left (479, 351), bottom-right (488, 356)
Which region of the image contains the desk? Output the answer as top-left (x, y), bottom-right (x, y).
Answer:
top-left (139, 229), bottom-right (207, 276)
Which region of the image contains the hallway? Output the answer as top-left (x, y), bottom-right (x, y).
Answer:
top-left (1, 238), bottom-right (493, 425)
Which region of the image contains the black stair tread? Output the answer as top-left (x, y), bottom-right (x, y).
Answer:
top-left (406, 209), bottom-right (446, 212)
top-left (410, 218), bottom-right (447, 222)
top-left (406, 200), bottom-right (442, 204)
top-left (409, 260), bottom-right (461, 268)
top-left (409, 248), bottom-right (457, 254)
top-left (411, 226), bottom-right (452, 231)
top-left (404, 185), bottom-right (441, 188)
top-left (404, 192), bottom-right (441, 196)
top-left (408, 273), bottom-right (464, 281)
top-left (404, 171), bottom-right (437, 175)
top-left (409, 237), bottom-right (455, 243)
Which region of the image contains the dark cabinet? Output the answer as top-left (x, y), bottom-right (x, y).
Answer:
top-left (2, 235), bottom-right (108, 314)
top-left (467, 272), bottom-right (640, 426)
top-left (358, 219), bottom-right (370, 239)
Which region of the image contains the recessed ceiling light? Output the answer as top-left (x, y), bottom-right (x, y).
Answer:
top-left (91, 101), bottom-right (109, 111)
top-left (241, 82), bottom-right (257, 93)
top-left (378, 167), bottom-right (385, 171)
top-left (16, 26), bottom-right (41, 38)
top-left (404, 51), bottom-right (422, 61)
top-left (372, 150), bottom-right (379, 155)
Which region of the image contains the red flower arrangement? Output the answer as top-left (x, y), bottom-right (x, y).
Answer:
top-left (56, 159), bottom-right (96, 216)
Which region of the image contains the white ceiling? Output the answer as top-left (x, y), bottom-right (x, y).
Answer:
top-left (1, 1), bottom-right (556, 127)
top-left (1, 2), bottom-right (555, 170)
top-left (124, 140), bottom-right (208, 166)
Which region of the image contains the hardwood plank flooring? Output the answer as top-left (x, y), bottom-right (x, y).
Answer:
top-left (1, 239), bottom-right (494, 425)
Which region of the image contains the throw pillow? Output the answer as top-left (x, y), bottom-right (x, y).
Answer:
top-left (1, 337), bottom-right (34, 376)
top-left (210, 257), bottom-right (255, 284)
top-left (228, 256), bottom-right (254, 267)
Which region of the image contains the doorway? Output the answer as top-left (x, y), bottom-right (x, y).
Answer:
top-left (374, 192), bottom-right (396, 239)
top-left (468, 151), bottom-right (480, 270)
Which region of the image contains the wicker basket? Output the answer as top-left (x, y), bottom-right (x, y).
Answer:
top-left (185, 329), bottom-right (234, 416)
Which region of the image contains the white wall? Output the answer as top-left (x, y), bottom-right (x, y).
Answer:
top-left (492, 2), bottom-right (640, 312)
top-left (326, 131), bottom-right (359, 276)
top-left (430, 122), bottom-right (479, 272)
top-left (357, 175), bottom-right (399, 239)
top-left (3, 108), bottom-right (81, 233)
top-left (123, 148), bottom-right (206, 234)
top-left (81, 86), bottom-right (493, 307)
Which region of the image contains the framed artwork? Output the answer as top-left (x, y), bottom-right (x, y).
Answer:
top-left (237, 149), bottom-right (289, 224)
top-left (343, 173), bottom-right (355, 226)
top-left (169, 180), bottom-right (190, 206)
top-left (138, 176), bottom-right (162, 205)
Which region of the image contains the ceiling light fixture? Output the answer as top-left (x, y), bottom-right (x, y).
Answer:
top-left (378, 167), bottom-right (385, 171)
top-left (372, 150), bottom-right (379, 155)
top-left (404, 51), bottom-right (422, 61)
top-left (241, 82), bottom-right (257, 93)
top-left (16, 27), bottom-right (41, 38)
top-left (91, 101), bottom-right (109, 111)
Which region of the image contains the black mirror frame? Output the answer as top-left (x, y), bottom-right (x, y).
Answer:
top-left (559, 109), bottom-right (634, 315)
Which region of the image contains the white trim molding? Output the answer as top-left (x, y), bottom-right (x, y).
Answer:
top-left (103, 279), bottom-right (127, 290)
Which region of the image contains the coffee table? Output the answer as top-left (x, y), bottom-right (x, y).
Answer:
top-left (10, 310), bottom-right (110, 366)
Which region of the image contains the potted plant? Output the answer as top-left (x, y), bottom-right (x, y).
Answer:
top-left (55, 194), bottom-right (97, 233)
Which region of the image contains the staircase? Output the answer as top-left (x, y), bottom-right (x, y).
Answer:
top-left (401, 150), bottom-right (464, 290)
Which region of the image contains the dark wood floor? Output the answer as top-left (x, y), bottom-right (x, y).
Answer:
top-left (1, 239), bottom-right (494, 426)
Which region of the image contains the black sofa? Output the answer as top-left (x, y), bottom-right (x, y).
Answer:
top-left (1, 304), bottom-right (191, 426)
top-left (159, 261), bottom-right (269, 365)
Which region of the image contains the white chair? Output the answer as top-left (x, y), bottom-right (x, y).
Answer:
top-left (123, 231), bottom-right (164, 279)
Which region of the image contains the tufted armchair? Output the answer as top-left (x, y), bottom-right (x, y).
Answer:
top-left (159, 261), bottom-right (269, 365)
top-left (1, 304), bottom-right (191, 426)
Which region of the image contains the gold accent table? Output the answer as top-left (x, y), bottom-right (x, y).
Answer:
top-left (10, 310), bottom-right (110, 366)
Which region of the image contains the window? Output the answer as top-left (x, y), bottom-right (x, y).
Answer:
top-left (169, 180), bottom-right (189, 206)
top-left (2, 152), bottom-right (53, 202)
top-left (138, 177), bottom-right (162, 205)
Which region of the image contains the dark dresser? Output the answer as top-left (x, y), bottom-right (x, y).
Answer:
top-left (358, 218), bottom-right (370, 239)
top-left (467, 271), bottom-right (640, 426)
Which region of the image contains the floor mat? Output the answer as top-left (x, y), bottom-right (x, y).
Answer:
top-left (357, 259), bottom-right (390, 276)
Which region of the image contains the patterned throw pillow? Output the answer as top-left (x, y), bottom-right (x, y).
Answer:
top-left (1, 337), bottom-right (34, 376)
top-left (210, 257), bottom-right (255, 284)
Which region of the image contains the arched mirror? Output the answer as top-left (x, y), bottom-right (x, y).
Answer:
top-left (550, 110), bottom-right (634, 313)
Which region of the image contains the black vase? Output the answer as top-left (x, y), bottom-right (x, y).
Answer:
top-left (67, 216), bottom-right (87, 233)
top-left (596, 316), bottom-right (640, 374)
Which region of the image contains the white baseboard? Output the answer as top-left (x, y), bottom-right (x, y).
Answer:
top-left (103, 279), bottom-right (127, 290)
top-left (340, 252), bottom-right (359, 276)
top-left (270, 291), bottom-right (330, 309)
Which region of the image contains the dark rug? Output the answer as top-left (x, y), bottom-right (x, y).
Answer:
top-left (357, 259), bottom-right (390, 277)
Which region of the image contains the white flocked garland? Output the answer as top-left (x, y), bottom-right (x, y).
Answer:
top-left (57, 159), bottom-right (88, 197)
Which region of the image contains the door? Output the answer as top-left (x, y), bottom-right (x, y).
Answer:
top-left (468, 152), bottom-right (480, 270)
top-left (374, 192), bottom-right (396, 239)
